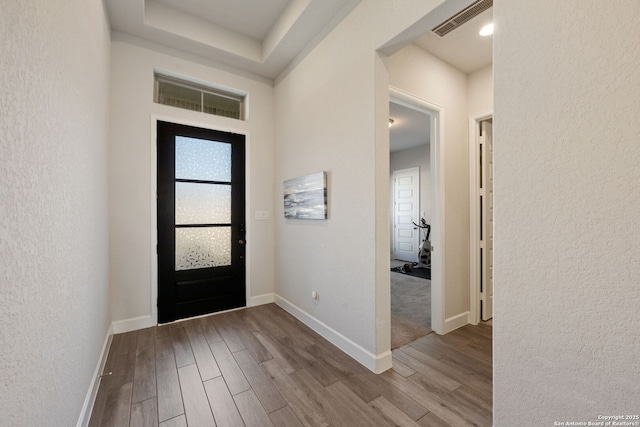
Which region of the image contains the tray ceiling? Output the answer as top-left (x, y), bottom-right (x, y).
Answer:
top-left (104, 0), bottom-right (361, 80)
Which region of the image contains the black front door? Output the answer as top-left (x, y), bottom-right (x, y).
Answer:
top-left (157, 121), bottom-right (245, 323)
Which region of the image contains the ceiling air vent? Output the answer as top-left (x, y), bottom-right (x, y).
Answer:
top-left (431, 0), bottom-right (493, 38)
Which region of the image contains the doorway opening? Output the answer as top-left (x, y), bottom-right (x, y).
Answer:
top-left (389, 88), bottom-right (445, 344)
top-left (389, 105), bottom-right (430, 349)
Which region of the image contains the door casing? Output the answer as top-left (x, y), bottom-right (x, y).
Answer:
top-left (469, 111), bottom-right (493, 324)
top-left (389, 87), bottom-right (445, 334)
top-left (150, 115), bottom-right (251, 325)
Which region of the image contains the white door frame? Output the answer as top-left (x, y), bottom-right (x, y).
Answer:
top-left (149, 114), bottom-right (252, 327)
top-left (390, 86), bottom-right (446, 334)
top-left (469, 111), bottom-right (493, 324)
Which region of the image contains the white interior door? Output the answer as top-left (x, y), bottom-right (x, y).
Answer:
top-left (393, 167), bottom-right (419, 262)
top-left (480, 121), bottom-right (493, 320)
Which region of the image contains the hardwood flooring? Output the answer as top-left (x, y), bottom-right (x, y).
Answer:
top-left (89, 304), bottom-right (492, 427)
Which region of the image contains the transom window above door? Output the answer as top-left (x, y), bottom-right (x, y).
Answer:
top-left (154, 73), bottom-right (246, 120)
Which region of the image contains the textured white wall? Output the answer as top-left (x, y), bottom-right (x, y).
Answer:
top-left (494, 1), bottom-right (640, 423)
top-left (0, 0), bottom-right (111, 425)
top-left (389, 44), bottom-right (470, 320)
top-left (109, 39), bottom-right (276, 325)
top-left (274, 0), bottom-right (448, 368)
top-left (467, 64), bottom-right (493, 116)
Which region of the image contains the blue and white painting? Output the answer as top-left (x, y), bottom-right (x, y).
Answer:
top-left (284, 172), bottom-right (327, 219)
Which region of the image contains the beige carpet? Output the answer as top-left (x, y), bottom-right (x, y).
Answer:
top-left (391, 263), bottom-right (431, 349)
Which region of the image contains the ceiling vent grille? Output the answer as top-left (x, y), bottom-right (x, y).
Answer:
top-left (431, 0), bottom-right (493, 38)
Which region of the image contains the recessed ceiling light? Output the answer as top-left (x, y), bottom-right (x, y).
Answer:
top-left (479, 23), bottom-right (494, 36)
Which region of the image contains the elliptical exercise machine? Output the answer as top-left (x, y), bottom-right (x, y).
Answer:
top-left (412, 218), bottom-right (431, 269)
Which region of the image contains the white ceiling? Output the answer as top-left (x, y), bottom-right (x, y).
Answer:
top-left (413, 7), bottom-right (493, 74)
top-left (153, 0), bottom-right (291, 41)
top-left (104, 0), bottom-right (361, 80)
top-left (389, 103), bottom-right (430, 153)
top-left (104, 0), bottom-right (492, 80)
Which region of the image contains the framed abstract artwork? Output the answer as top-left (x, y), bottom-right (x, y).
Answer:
top-left (283, 171), bottom-right (327, 219)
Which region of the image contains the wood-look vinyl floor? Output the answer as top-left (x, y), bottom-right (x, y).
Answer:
top-left (89, 304), bottom-right (492, 427)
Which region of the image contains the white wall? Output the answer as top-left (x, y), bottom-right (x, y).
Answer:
top-left (390, 145), bottom-right (431, 254)
top-left (467, 64), bottom-right (493, 116)
top-left (0, 0), bottom-right (111, 425)
top-left (494, 1), bottom-right (640, 423)
top-left (389, 44), bottom-right (470, 321)
top-left (109, 38), bottom-right (276, 328)
top-left (273, 0), bottom-right (453, 372)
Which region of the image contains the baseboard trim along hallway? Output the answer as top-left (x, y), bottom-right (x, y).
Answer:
top-left (274, 294), bottom-right (393, 373)
top-left (76, 325), bottom-right (113, 427)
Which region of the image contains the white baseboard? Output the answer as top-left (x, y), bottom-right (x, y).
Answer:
top-left (111, 294), bottom-right (274, 333)
top-left (112, 315), bottom-right (155, 334)
top-left (76, 324), bottom-right (113, 427)
top-left (274, 295), bottom-right (392, 374)
top-left (444, 311), bottom-right (470, 334)
top-left (111, 295), bottom-right (274, 334)
top-left (250, 293), bottom-right (275, 306)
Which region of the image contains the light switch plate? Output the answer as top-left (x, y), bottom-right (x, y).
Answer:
top-left (255, 211), bottom-right (269, 220)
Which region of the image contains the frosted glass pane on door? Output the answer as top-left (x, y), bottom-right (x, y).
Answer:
top-left (175, 227), bottom-right (231, 270)
top-left (175, 136), bottom-right (231, 182)
top-left (175, 182), bottom-right (231, 225)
